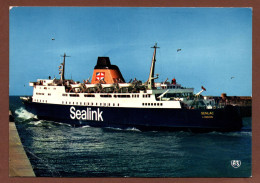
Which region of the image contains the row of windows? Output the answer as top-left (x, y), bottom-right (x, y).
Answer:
top-left (162, 86), bottom-right (179, 89)
top-left (114, 95), bottom-right (131, 98)
top-left (100, 94), bottom-right (112, 98)
top-left (39, 87), bottom-right (56, 90)
top-left (142, 103), bottom-right (163, 106)
top-left (34, 99), bottom-right (47, 103)
top-left (36, 93), bottom-right (51, 96)
top-left (36, 93), bottom-right (44, 95)
top-left (62, 101), bottom-right (120, 107)
top-left (61, 94), bottom-right (142, 98)
top-left (143, 94), bottom-right (151, 98)
top-left (33, 98), bottom-right (161, 107)
top-left (85, 94), bottom-right (95, 97)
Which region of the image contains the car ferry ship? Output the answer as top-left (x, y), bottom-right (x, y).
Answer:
top-left (21, 43), bottom-right (242, 131)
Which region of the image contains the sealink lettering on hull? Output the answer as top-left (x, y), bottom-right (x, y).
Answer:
top-left (70, 106), bottom-right (103, 121)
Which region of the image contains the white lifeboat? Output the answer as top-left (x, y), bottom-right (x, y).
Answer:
top-left (101, 83), bottom-right (115, 88)
top-left (85, 83), bottom-right (99, 88)
top-left (71, 83), bottom-right (82, 88)
top-left (118, 83), bottom-right (133, 88)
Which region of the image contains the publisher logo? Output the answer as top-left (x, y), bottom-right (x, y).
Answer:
top-left (231, 160), bottom-right (241, 168)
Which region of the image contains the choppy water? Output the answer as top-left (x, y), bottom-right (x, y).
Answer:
top-left (9, 96), bottom-right (251, 177)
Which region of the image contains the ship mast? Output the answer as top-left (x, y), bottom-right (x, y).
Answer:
top-left (59, 53), bottom-right (70, 81)
top-left (147, 43), bottom-right (159, 90)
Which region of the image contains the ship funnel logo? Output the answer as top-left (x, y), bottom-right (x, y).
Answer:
top-left (231, 160), bottom-right (241, 168)
top-left (96, 72), bottom-right (105, 81)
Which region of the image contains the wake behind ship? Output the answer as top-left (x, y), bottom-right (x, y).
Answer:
top-left (21, 44), bottom-right (242, 132)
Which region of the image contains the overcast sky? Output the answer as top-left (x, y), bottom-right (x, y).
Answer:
top-left (9, 7), bottom-right (252, 96)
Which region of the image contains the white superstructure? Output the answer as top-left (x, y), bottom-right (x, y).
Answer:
top-left (30, 80), bottom-right (182, 109)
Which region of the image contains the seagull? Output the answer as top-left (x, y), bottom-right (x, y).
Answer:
top-left (52, 38), bottom-right (55, 40)
top-left (231, 77), bottom-right (235, 79)
top-left (177, 49), bottom-right (181, 52)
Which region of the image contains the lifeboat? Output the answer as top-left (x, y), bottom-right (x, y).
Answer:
top-left (85, 83), bottom-right (99, 88)
top-left (101, 83), bottom-right (115, 88)
top-left (118, 83), bottom-right (134, 88)
top-left (71, 83), bottom-right (82, 88)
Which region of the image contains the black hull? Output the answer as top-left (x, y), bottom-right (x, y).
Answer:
top-left (22, 101), bottom-right (242, 132)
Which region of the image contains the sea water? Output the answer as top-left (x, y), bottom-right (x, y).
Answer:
top-left (9, 96), bottom-right (251, 177)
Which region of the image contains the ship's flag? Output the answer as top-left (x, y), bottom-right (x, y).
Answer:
top-left (201, 86), bottom-right (206, 91)
top-left (96, 72), bottom-right (105, 81)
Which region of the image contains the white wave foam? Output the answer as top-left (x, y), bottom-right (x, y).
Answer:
top-left (81, 125), bottom-right (91, 128)
top-left (125, 127), bottom-right (141, 132)
top-left (28, 120), bottom-right (43, 126)
top-left (104, 126), bottom-right (141, 132)
top-left (208, 131), bottom-right (252, 137)
top-left (15, 107), bottom-right (37, 120)
top-left (52, 121), bottom-right (72, 127)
